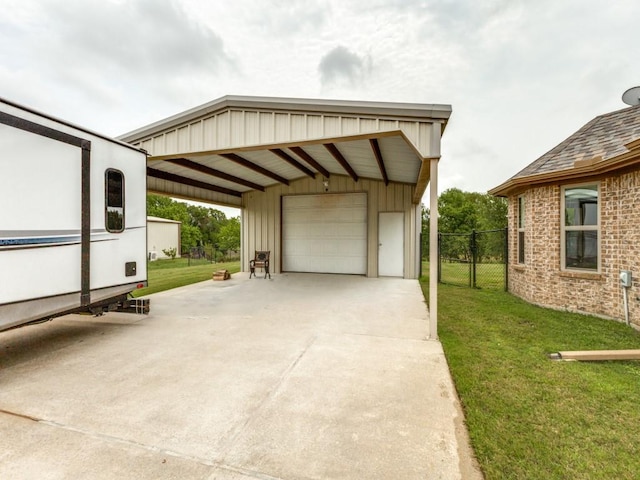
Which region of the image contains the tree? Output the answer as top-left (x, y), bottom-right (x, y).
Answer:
top-left (147, 194), bottom-right (190, 224)
top-left (437, 188), bottom-right (507, 234)
top-left (476, 195), bottom-right (508, 231)
top-left (438, 188), bottom-right (480, 234)
top-left (146, 194), bottom-right (229, 254)
top-left (475, 194), bottom-right (508, 261)
top-left (217, 217), bottom-right (241, 253)
top-left (434, 188), bottom-right (507, 261)
top-left (186, 204), bottom-right (227, 245)
top-left (181, 224), bottom-right (203, 253)
top-left (421, 205), bottom-right (430, 260)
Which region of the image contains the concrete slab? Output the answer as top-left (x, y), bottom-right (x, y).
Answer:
top-left (0, 273), bottom-right (482, 479)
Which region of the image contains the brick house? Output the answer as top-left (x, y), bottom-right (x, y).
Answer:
top-left (489, 105), bottom-right (640, 326)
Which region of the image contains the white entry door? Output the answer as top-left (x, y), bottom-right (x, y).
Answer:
top-left (378, 212), bottom-right (404, 277)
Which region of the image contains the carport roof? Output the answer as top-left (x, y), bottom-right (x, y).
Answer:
top-left (119, 96), bottom-right (451, 207)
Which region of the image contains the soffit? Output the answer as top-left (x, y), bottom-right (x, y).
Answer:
top-left (146, 130), bottom-right (428, 206)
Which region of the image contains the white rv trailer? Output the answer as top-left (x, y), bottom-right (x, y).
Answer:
top-left (0, 97), bottom-right (149, 331)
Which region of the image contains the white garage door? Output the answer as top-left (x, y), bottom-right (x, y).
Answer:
top-left (282, 193), bottom-right (367, 274)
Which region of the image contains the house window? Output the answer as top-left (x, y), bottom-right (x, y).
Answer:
top-left (562, 184), bottom-right (598, 271)
top-left (106, 169), bottom-right (125, 233)
top-left (517, 196), bottom-right (525, 264)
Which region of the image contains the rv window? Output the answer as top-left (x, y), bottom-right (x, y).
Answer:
top-left (106, 169), bottom-right (124, 232)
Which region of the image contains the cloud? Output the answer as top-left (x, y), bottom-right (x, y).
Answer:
top-left (0, 0), bottom-right (241, 133)
top-left (4, 0), bottom-right (640, 196)
top-left (5, 0), bottom-right (236, 112)
top-left (38, 0), bottom-right (233, 77)
top-left (318, 46), bottom-right (372, 87)
top-left (245, 0), bottom-right (331, 35)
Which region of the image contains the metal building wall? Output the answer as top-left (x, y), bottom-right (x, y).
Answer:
top-left (242, 175), bottom-right (420, 279)
top-left (135, 108), bottom-right (436, 159)
top-left (147, 219), bottom-right (181, 259)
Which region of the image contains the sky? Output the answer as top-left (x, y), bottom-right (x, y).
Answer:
top-left (2, 0), bottom-right (640, 216)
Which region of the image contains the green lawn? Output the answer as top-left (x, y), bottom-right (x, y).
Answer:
top-left (421, 275), bottom-right (640, 479)
top-left (438, 260), bottom-right (506, 289)
top-left (132, 259), bottom-right (241, 297)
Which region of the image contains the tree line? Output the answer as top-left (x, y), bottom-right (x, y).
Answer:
top-left (422, 188), bottom-right (508, 261)
top-left (147, 194), bottom-right (240, 258)
top-left (148, 189), bottom-right (505, 262)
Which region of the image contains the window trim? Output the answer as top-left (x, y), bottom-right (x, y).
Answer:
top-left (105, 168), bottom-right (125, 233)
top-left (517, 195), bottom-right (525, 264)
top-left (560, 182), bottom-right (600, 272)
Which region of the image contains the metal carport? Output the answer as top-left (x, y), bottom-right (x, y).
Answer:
top-left (119, 95), bottom-right (450, 337)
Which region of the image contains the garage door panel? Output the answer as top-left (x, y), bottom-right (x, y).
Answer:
top-left (283, 194), bottom-right (367, 274)
top-left (284, 255), bottom-right (366, 274)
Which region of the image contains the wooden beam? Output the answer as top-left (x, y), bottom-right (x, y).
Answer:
top-left (290, 147), bottom-right (331, 178)
top-left (323, 143), bottom-right (358, 182)
top-left (413, 158), bottom-right (434, 204)
top-left (164, 158), bottom-right (265, 191)
top-left (147, 167), bottom-right (242, 197)
top-left (219, 153), bottom-right (289, 186)
top-left (269, 149), bottom-right (315, 178)
top-left (550, 350), bottom-right (640, 361)
top-left (369, 138), bottom-right (389, 186)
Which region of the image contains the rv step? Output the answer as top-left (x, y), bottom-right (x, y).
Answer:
top-left (117, 298), bottom-right (150, 315)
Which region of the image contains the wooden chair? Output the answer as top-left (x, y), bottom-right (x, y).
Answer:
top-left (249, 250), bottom-right (271, 279)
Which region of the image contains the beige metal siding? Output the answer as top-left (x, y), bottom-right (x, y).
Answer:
top-left (190, 122), bottom-right (202, 150)
top-left (148, 219), bottom-right (181, 259)
top-left (291, 114), bottom-right (306, 140)
top-left (259, 112), bottom-right (274, 143)
top-left (308, 115), bottom-right (322, 137)
top-left (131, 107), bottom-right (437, 159)
top-left (242, 176), bottom-right (419, 278)
top-left (147, 176), bottom-right (242, 207)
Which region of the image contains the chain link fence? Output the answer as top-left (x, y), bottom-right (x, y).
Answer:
top-left (184, 245), bottom-right (240, 266)
top-left (437, 228), bottom-right (508, 290)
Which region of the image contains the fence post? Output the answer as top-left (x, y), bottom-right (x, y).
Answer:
top-left (437, 232), bottom-right (442, 283)
top-left (504, 226), bottom-right (509, 292)
top-left (471, 230), bottom-right (477, 288)
top-left (419, 232), bottom-right (423, 278)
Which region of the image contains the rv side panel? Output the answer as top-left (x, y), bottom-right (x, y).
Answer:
top-left (0, 99), bottom-right (148, 331)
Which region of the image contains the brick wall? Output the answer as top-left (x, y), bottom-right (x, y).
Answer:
top-left (508, 169), bottom-right (640, 326)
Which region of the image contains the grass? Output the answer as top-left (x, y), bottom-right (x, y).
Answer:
top-left (439, 261), bottom-right (506, 289)
top-left (420, 272), bottom-right (640, 479)
top-left (132, 258), bottom-right (241, 297)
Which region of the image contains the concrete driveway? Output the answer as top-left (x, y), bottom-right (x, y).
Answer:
top-left (0, 273), bottom-right (482, 480)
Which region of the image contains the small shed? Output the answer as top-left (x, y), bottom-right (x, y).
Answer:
top-left (147, 216), bottom-right (181, 260)
top-left (490, 104), bottom-right (640, 325)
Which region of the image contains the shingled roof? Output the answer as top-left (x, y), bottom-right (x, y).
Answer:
top-left (490, 104), bottom-right (640, 196)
